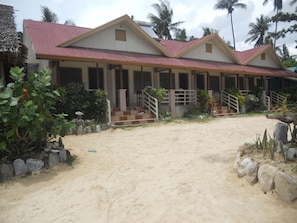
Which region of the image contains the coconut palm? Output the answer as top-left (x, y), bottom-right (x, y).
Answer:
top-left (245, 15), bottom-right (271, 47)
top-left (214, 0), bottom-right (247, 50)
top-left (263, 0), bottom-right (283, 48)
top-left (147, 0), bottom-right (184, 40)
top-left (175, 29), bottom-right (187, 41)
top-left (41, 6), bottom-right (58, 23)
top-left (202, 27), bottom-right (219, 36)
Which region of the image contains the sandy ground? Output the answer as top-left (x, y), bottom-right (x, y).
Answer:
top-left (1, 116), bottom-right (297, 223)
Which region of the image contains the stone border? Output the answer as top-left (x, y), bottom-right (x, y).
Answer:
top-left (234, 147), bottom-right (297, 203)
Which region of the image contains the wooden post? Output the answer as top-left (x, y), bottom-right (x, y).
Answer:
top-left (169, 89), bottom-right (176, 118)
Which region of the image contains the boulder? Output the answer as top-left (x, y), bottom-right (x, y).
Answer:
top-left (13, 158), bottom-right (28, 176)
top-left (258, 164), bottom-right (277, 193)
top-left (48, 153), bottom-right (60, 168)
top-left (275, 171), bottom-right (297, 202)
top-left (0, 163), bottom-right (13, 182)
top-left (287, 148), bottom-right (296, 161)
top-left (236, 157), bottom-right (259, 185)
top-left (59, 149), bottom-right (67, 163)
top-left (26, 158), bottom-right (44, 173)
top-left (84, 126), bottom-right (92, 134)
top-left (77, 125), bottom-right (84, 135)
top-left (274, 122), bottom-right (288, 144)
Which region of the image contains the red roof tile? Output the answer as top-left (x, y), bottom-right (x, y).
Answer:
top-left (23, 20), bottom-right (297, 78)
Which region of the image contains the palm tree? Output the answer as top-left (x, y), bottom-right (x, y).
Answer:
top-left (147, 0), bottom-right (184, 40)
top-left (202, 27), bottom-right (219, 36)
top-left (214, 0), bottom-right (247, 50)
top-left (41, 6), bottom-right (58, 23)
top-left (245, 15), bottom-right (271, 47)
top-left (175, 29), bottom-right (187, 41)
top-left (263, 0), bottom-right (283, 48)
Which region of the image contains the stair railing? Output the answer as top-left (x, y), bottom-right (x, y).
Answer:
top-left (106, 99), bottom-right (111, 125)
top-left (143, 86), bottom-right (159, 120)
top-left (221, 90), bottom-right (239, 114)
top-left (270, 91), bottom-right (287, 106)
top-left (263, 93), bottom-right (270, 111)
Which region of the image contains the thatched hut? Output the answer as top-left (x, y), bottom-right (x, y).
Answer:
top-left (0, 4), bottom-right (27, 83)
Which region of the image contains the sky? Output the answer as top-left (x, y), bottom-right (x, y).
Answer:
top-left (2, 0), bottom-right (297, 54)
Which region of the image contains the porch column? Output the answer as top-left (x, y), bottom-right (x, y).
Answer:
top-left (169, 68), bottom-right (172, 89)
top-left (207, 72), bottom-right (210, 90)
top-left (118, 89), bottom-right (127, 111)
top-left (236, 74), bottom-right (239, 89)
top-left (169, 89), bottom-right (176, 118)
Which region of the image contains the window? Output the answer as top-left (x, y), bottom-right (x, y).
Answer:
top-left (209, 76), bottom-right (219, 92)
top-left (197, 74), bottom-right (205, 90)
top-left (261, 53), bottom-right (266, 60)
top-left (159, 72), bottom-right (175, 89)
top-left (115, 29), bottom-right (126, 41)
top-left (134, 71), bottom-right (152, 92)
top-left (206, 43), bottom-right (212, 53)
top-left (59, 67), bottom-right (82, 86)
top-left (88, 67), bottom-right (104, 90)
top-left (225, 76), bottom-right (235, 89)
top-left (179, 73), bottom-right (188, 89)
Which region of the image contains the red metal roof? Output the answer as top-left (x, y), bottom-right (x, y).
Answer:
top-left (24, 19), bottom-right (297, 78)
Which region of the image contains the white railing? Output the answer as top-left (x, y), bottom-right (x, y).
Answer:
top-left (263, 95), bottom-right (270, 111)
top-left (270, 91), bottom-right (287, 106)
top-left (143, 86), bottom-right (159, 120)
top-left (221, 90), bottom-right (239, 113)
top-left (174, 89), bottom-right (197, 105)
top-left (106, 99), bottom-right (111, 125)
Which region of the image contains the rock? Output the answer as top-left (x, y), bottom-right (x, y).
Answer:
top-left (59, 149), bottom-right (67, 163)
top-left (34, 151), bottom-right (48, 160)
top-left (236, 157), bottom-right (259, 185)
top-left (84, 126), bottom-right (92, 134)
top-left (96, 125), bottom-right (101, 133)
top-left (275, 171), bottom-right (297, 202)
top-left (13, 158), bottom-right (28, 176)
top-left (258, 164), bottom-right (277, 193)
top-left (48, 153), bottom-right (60, 168)
top-left (26, 158), bottom-right (44, 173)
top-left (77, 125), bottom-right (84, 135)
top-left (274, 122), bottom-right (288, 144)
top-left (51, 141), bottom-right (60, 150)
top-left (287, 148), bottom-right (296, 161)
top-left (233, 151), bottom-right (241, 171)
top-left (0, 163), bottom-right (13, 182)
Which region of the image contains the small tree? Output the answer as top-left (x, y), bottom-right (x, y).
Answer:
top-left (0, 67), bottom-right (69, 162)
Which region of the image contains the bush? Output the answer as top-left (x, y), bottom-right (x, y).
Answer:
top-left (197, 89), bottom-right (210, 113)
top-left (0, 67), bottom-right (69, 162)
top-left (54, 83), bottom-right (108, 122)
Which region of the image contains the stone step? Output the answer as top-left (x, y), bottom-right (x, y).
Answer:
top-left (111, 113), bottom-right (155, 122)
top-left (112, 118), bottom-right (156, 127)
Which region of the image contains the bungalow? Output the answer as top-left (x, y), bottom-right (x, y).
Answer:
top-left (23, 15), bottom-right (297, 124)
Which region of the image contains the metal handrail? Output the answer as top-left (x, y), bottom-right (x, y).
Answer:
top-left (221, 90), bottom-right (239, 113)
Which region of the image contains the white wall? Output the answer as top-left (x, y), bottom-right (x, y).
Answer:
top-left (71, 24), bottom-right (162, 56)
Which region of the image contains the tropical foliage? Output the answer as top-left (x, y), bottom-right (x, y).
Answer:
top-left (0, 67), bottom-right (70, 162)
top-left (245, 15), bottom-right (271, 47)
top-left (54, 83), bottom-right (108, 122)
top-left (214, 0), bottom-right (247, 50)
top-left (147, 0), bottom-right (184, 40)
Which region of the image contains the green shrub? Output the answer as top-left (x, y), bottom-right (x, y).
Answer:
top-left (0, 67), bottom-right (70, 162)
top-left (197, 89), bottom-right (210, 113)
top-left (147, 87), bottom-right (166, 103)
top-left (54, 83), bottom-right (108, 122)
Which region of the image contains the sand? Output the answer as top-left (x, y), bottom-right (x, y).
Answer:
top-left (1, 116), bottom-right (297, 223)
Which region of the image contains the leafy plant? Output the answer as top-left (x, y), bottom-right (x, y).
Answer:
top-left (54, 83), bottom-right (108, 122)
top-left (197, 89), bottom-right (210, 113)
top-left (0, 67), bottom-right (70, 162)
top-left (147, 87), bottom-right (166, 103)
